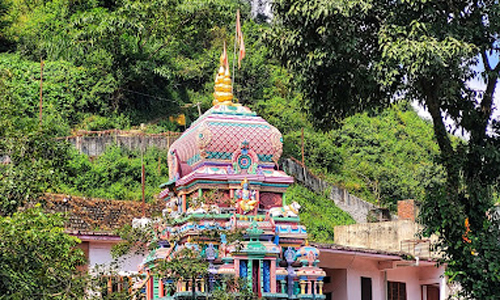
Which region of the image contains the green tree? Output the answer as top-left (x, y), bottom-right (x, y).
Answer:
top-left (0, 205), bottom-right (87, 300)
top-left (266, 0), bottom-right (396, 129)
top-left (0, 65), bottom-right (73, 215)
top-left (58, 145), bottom-right (170, 201)
top-left (328, 104), bottom-right (445, 208)
top-left (270, 1), bottom-right (500, 298)
top-left (0, 0), bottom-right (10, 50)
top-left (6, 0), bottom-right (251, 123)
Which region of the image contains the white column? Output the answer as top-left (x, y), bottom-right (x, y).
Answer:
top-left (439, 276), bottom-right (448, 300)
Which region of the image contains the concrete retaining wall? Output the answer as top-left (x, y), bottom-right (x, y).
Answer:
top-left (334, 220), bottom-right (421, 252)
top-left (63, 132), bottom-right (180, 156)
top-left (281, 158), bottom-right (377, 223)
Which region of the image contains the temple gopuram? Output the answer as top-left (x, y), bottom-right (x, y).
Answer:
top-left (140, 48), bottom-right (326, 300)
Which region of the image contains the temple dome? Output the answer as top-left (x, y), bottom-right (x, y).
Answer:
top-left (167, 104), bottom-right (284, 182)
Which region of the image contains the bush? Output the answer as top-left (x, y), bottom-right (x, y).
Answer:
top-left (57, 145), bottom-right (169, 202)
top-left (287, 185), bottom-right (355, 242)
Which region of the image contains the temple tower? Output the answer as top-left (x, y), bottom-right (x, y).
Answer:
top-left (142, 46), bottom-right (325, 300)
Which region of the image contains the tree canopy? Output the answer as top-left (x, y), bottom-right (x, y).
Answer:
top-left (270, 0), bottom-right (500, 298)
top-left (0, 205), bottom-right (87, 300)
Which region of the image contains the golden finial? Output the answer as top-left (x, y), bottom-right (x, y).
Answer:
top-left (213, 42), bottom-right (235, 106)
top-left (305, 240), bottom-right (309, 246)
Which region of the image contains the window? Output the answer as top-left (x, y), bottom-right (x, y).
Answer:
top-left (361, 277), bottom-right (372, 300)
top-left (388, 281), bottom-right (407, 300)
top-left (100, 276), bottom-right (132, 297)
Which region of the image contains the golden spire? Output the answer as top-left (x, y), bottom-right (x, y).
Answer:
top-left (213, 42), bottom-right (234, 106)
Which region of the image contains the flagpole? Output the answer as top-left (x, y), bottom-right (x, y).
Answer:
top-left (232, 10), bottom-right (238, 95)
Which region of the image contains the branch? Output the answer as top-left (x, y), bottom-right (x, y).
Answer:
top-left (477, 49), bottom-right (497, 137)
top-left (419, 77), bottom-right (458, 187)
top-left (481, 50), bottom-right (491, 72)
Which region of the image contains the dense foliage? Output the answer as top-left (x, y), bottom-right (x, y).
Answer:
top-left (266, 0), bottom-right (395, 129)
top-left (58, 146), bottom-right (169, 201)
top-left (0, 0), bottom-right (275, 131)
top-left (328, 105), bottom-right (445, 208)
top-left (0, 64), bottom-right (74, 215)
top-left (257, 79), bottom-right (443, 208)
top-left (0, 205), bottom-right (87, 300)
top-left (287, 185), bottom-right (355, 242)
top-left (270, 0), bottom-right (500, 298)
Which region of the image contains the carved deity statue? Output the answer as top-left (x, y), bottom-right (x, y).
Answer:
top-left (235, 178), bottom-right (258, 213)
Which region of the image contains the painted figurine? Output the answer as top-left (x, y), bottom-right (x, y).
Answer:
top-left (235, 178), bottom-right (258, 213)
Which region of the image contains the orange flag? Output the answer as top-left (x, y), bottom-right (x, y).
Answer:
top-left (236, 9), bottom-right (246, 68)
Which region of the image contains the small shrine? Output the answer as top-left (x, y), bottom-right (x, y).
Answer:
top-left (140, 46), bottom-right (326, 300)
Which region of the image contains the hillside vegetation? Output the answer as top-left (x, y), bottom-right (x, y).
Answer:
top-left (0, 0), bottom-right (442, 217)
top-left (287, 185), bottom-right (355, 242)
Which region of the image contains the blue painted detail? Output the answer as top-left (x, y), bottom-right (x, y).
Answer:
top-left (294, 282), bottom-right (300, 296)
top-left (220, 234), bottom-right (227, 245)
top-left (206, 151), bottom-right (233, 160)
top-left (263, 261), bottom-right (271, 293)
top-left (240, 260), bottom-right (248, 278)
top-left (238, 155), bottom-right (252, 169)
top-left (257, 154), bottom-right (274, 162)
top-left (153, 275), bottom-right (159, 298)
top-left (176, 180), bottom-right (290, 190)
top-left (207, 122), bottom-right (269, 129)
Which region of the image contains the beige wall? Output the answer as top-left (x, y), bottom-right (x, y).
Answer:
top-left (334, 220), bottom-right (421, 252)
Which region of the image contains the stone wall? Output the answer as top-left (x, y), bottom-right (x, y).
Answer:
top-left (281, 158), bottom-right (377, 223)
top-left (61, 130), bottom-right (181, 157)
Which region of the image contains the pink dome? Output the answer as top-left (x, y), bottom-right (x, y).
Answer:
top-left (168, 104), bottom-right (284, 182)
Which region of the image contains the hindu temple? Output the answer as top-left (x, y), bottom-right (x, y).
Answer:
top-left (140, 48), bottom-right (326, 299)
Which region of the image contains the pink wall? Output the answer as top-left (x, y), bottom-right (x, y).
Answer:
top-left (346, 257), bottom-right (384, 300)
top-left (323, 268), bottom-right (348, 299)
top-left (386, 266), bottom-right (421, 300)
top-left (319, 250), bottom-right (446, 300)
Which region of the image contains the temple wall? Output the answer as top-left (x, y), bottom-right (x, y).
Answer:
top-left (281, 158), bottom-right (376, 223)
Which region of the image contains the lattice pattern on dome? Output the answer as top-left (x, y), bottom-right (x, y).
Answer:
top-left (167, 105), bottom-right (284, 181)
top-left (205, 122), bottom-right (281, 159)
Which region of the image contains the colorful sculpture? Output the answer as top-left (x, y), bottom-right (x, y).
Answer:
top-left (235, 178), bottom-right (258, 214)
top-left (140, 45), bottom-right (325, 300)
top-left (268, 201), bottom-right (301, 218)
